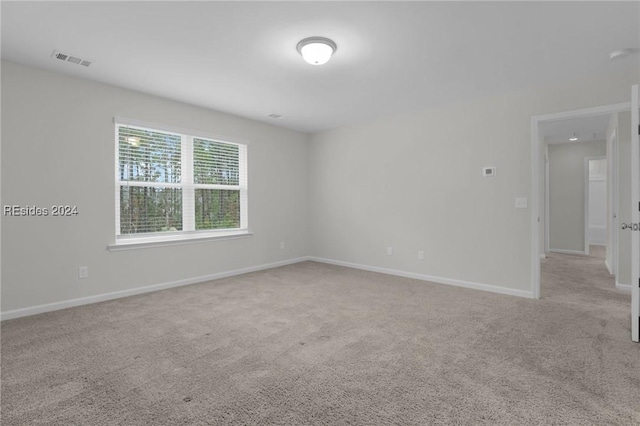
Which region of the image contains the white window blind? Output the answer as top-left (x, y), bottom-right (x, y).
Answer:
top-left (115, 119), bottom-right (248, 243)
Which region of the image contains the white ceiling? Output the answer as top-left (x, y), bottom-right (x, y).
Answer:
top-left (2, 1), bottom-right (638, 134)
top-left (541, 114), bottom-right (613, 145)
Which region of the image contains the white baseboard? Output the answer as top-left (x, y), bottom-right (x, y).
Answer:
top-left (604, 259), bottom-right (614, 276)
top-left (1, 255), bottom-right (541, 320)
top-left (1, 257), bottom-right (310, 321)
top-left (549, 249), bottom-right (587, 256)
top-left (308, 257), bottom-right (535, 299)
top-left (616, 282), bottom-right (632, 292)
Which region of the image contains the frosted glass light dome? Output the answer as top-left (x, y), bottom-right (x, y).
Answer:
top-left (297, 37), bottom-right (337, 66)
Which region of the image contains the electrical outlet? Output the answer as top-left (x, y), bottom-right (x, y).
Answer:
top-left (418, 250), bottom-right (425, 260)
top-left (280, 241), bottom-right (285, 250)
top-left (387, 247), bottom-right (393, 256)
top-left (78, 266), bottom-right (88, 279)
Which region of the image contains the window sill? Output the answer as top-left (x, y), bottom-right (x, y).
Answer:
top-left (107, 230), bottom-right (253, 251)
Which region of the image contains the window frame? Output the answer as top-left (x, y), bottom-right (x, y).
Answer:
top-left (112, 117), bottom-right (249, 249)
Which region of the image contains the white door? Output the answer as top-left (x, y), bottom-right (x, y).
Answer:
top-left (631, 84), bottom-right (639, 343)
top-left (612, 132), bottom-right (618, 276)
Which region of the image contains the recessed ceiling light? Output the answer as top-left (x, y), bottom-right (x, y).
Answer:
top-left (296, 37), bottom-right (337, 66)
top-left (569, 132), bottom-right (578, 142)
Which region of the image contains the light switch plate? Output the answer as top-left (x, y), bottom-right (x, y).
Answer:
top-left (78, 266), bottom-right (88, 279)
top-left (515, 198), bottom-right (528, 208)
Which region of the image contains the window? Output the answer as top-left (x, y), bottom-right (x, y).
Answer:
top-left (114, 118), bottom-right (248, 246)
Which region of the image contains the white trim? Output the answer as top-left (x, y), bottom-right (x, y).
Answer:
top-left (585, 157), bottom-right (590, 255)
top-left (544, 143), bottom-right (550, 255)
top-left (532, 102), bottom-right (631, 300)
top-left (616, 282), bottom-right (632, 292)
top-left (1, 257), bottom-right (310, 321)
top-left (308, 257), bottom-right (535, 299)
top-left (549, 248), bottom-right (588, 256)
top-left (532, 102), bottom-right (630, 124)
top-left (532, 114), bottom-right (541, 299)
top-left (114, 125), bottom-right (121, 237)
top-left (609, 128), bottom-right (619, 278)
top-left (239, 144), bottom-right (249, 230)
top-left (585, 155), bottom-right (606, 255)
top-left (182, 134), bottom-right (195, 231)
top-left (113, 116), bottom-right (249, 146)
top-left (583, 157), bottom-right (589, 254)
top-left (605, 259), bottom-right (614, 275)
top-left (631, 84), bottom-right (639, 343)
top-left (114, 119), bottom-right (248, 243)
top-left (115, 180), bottom-right (185, 189)
top-left (108, 230), bottom-right (253, 251)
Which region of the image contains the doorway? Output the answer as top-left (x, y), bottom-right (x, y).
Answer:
top-left (531, 102), bottom-right (631, 299)
top-left (544, 137), bottom-right (607, 257)
top-left (586, 156), bottom-right (607, 255)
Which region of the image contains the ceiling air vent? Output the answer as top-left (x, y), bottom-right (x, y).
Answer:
top-left (52, 50), bottom-right (92, 67)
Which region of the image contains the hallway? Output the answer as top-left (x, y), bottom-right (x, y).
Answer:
top-left (541, 245), bottom-right (629, 335)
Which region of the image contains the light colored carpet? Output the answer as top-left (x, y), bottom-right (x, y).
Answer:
top-left (2, 253), bottom-right (639, 425)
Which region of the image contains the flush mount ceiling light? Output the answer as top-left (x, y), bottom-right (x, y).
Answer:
top-left (569, 132), bottom-right (578, 142)
top-left (609, 48), bottom-right (640, 60)
top-left (297, 37), bottom-right (337, 65)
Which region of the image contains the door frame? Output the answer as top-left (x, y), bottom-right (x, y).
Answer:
top-left (608, 128), bottom-right (619, 277)
top-left (531, 102), bottom-right (630, 299)
top-left (544, 144), bottom-right (550, 254)
top-left (631, 84), bottom-right (639, 343)
top-left (584, 156), bottom-right (607, 255)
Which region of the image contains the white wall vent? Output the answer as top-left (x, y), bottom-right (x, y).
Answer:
top-left (52, 51), bottom-right (92, 67)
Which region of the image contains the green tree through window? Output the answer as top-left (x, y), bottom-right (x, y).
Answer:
top-left (116, 122), bottom-right (247, 240)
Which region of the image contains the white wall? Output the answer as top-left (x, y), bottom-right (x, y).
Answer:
top-left (588, 159), bottom-right (607, 246)
top-left (2, 60), bottom-right (637, 315)
top-left (1, 61), bottom-right (310, 314)
top-left (309, 66), bottom-right (637, 296)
